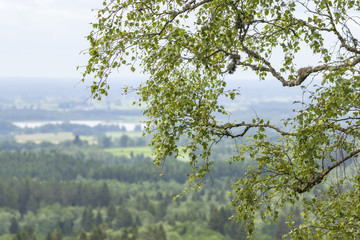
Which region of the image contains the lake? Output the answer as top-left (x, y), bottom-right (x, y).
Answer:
top-left (12, 120), bottom-right (143, 131)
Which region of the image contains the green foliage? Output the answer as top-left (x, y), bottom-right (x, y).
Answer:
top-left (79, 230), bottom-right (87, 240)
top-left (9, 217), bottom-right (19, 234)
top-left (13, 227), bottom-right (37, 240)
top-left (139, 224), bottom-right (166, 240)
top-left (81, 208), bottom-right (94, 232)
top-left (89, 226), bottom-right (106, 240)
top-left (83, 0), bottom-right (360, 239)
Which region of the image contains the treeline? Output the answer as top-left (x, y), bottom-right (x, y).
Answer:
top-left (0, 180), bottom-right (114, 214)
top-left (0, 143), bottom-right (245, 183)
top-left (97, 134), bottom-right (147, 148)
top-left (0, 120), bottom-right (142, 136)
top-left (0, 141), bottom-right (294, 240)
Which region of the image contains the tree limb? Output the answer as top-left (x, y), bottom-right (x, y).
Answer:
top-left (214, 122), bottom-right (295, 138)
top-left (294, 148), bottom-right (360, 193)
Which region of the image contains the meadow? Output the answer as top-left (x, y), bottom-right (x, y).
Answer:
top-left (105, 146), bottom-right (153, 158)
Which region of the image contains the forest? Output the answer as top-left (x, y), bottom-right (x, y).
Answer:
top-left (0, 132), bottom-right (298, 240)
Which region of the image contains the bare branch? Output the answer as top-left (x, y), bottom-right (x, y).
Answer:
top-left (325, 2), bottom-right (360, 54)
top-left (294, 148), bottom-right (360, 193)
top-left (240, 43), bottom-right (360, 87)
top-left (214, 121), bottom-right (294, 138)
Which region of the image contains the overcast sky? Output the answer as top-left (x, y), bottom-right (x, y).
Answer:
top-left (0, 0), bottom-right (304, 101)
top-left (0, 0), bottom-right (104, 79)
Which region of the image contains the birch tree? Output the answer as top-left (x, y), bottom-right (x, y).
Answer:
top-left (81, 0), bottom-right (360, 238)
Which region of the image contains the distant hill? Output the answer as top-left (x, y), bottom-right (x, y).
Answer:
top-left (0, 77), bottom-right (304, 123)
top-left (0, 77), bottom-right (140, 101)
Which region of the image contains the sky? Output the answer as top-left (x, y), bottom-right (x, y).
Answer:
top-left (0, 0), bottom-right (104, 79)
top-left (0, 0), bottom-right (304, 100)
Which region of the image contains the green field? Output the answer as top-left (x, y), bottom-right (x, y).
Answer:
top-left (15, 131), bottom-right (147, 144)
top-left (105, 147), bottom-right (154, 158)
top-left (105, 131), bottom-right (145, 138)
top-left (15, 132), bottom-right (75, 143)
top-left (105, 146), bottom-right (191, 162)
top-left (15, 132), bottom-right (96, 144)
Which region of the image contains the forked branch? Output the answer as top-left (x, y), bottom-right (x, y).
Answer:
top-left (213, 122), bottom-right (295, 138)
